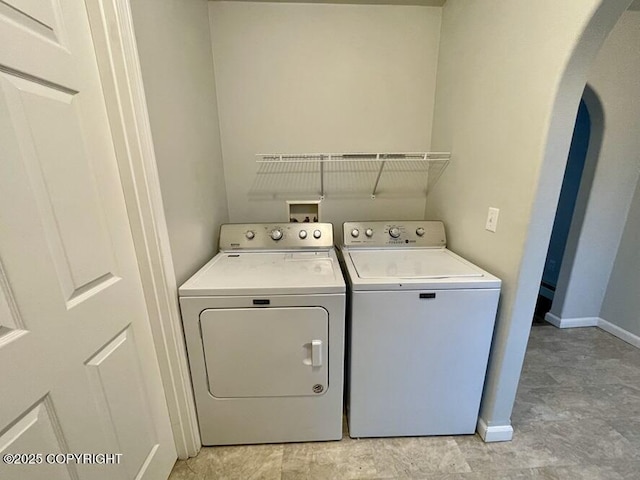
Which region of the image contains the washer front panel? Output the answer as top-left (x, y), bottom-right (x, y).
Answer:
top-left (347, 289), bottom-right (500, 437)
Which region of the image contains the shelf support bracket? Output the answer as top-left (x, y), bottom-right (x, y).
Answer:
top-left (371, 159), bottom-right (386, 199)
top-left (319, 156), bottom-right (325, 200)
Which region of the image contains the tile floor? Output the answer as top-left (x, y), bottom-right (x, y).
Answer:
top-left (169, 324), bottom-right (640, 479)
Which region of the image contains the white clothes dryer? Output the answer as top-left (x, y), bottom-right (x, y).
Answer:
top-left (180, 223), bottom-right (345, 445)
top-left (339, 221), bottom-right (501, 438)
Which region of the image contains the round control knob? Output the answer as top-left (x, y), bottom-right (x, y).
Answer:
top-left (270, 229), bottom-right (283, 241)
top-left (365, 228), bottom-right (374, 238)
top-left (299, 230), bottom-right (307, 239)
top-left (245, 230), bottom-right (255, 240)
top-left (313, 229), bottom-right (322, 239)
top-left (389, 227), bottom-right (401, 238)
top-left (351, 229), bottom-right (360, 238)
top-left (416, 227), bottom-right (425, 237)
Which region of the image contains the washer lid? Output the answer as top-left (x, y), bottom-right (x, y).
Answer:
top-left (350, 248), bottom-right (482, 279)
top-left (344, 248), bottom-right (501, 290)
top-left (179, 249), bottom-right (345, 296)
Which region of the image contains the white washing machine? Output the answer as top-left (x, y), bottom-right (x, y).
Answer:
top-left (340, 221), bottom-right (501, 438)
top-left (179, 223), bottom-right (345, 445)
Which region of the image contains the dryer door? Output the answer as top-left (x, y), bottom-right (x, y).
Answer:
top-left (200, 307), bottom-right (329, 398)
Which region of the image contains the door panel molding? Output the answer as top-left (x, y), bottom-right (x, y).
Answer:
top-left (0, 395), bottom-right (78, 480)
top-left (0, 65), bottom-right (76, 94)
top-left (0, 0), bottom-right (72, 88)
top-left (86, 327), bottom-right (158, 478)
top-left (0, 0), bottom-right (59, 43)
top-left (0, 257), bottom-right (25, 333)
top-left (2, 73), bottom-right (122, 306)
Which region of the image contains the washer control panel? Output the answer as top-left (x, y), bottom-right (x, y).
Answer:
top-left (219, 223), bottom-right (334, 250)
top-left (342, 221), bottom-right (446, 248)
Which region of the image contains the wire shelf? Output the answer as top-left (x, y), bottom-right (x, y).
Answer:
top-left (249, 152), bottom-right (450, 200)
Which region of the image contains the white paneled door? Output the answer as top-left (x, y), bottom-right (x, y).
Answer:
top-left (0, 1), bottom-right (176, 479)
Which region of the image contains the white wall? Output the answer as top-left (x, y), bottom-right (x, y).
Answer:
top-left (426, 0), bottom-right (629, 436)
top-left (601, 179), bottom-right (640, 336)
top-left (208, 1), bottom-right (441, 228)
top-left (550, 10), bottom-right (640, 322)
top-left (130, 0), bottom-right (229, 285)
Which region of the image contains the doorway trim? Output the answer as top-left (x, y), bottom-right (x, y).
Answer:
top-left (85, 0), bottom-right (200, 458)
top-left (544, 85), bottom-right (605, 329)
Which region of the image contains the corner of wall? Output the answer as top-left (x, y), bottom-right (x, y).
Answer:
top-left (598, 317), bottom-right (640, 349)
top-left (206, 1), bottom-right (230, 224)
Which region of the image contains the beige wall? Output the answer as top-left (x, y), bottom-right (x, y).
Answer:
top-left (208, 1), bottom-right (442, 228)
top-left (131, 0), bottom-right (229, 285)
top-left (426, 0), bottom-right (629, 433)
top-left (551, 11), bottom-right (640, 323)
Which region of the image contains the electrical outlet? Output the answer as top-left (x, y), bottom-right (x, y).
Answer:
top-left (485, 207), bottom-right (500, 232)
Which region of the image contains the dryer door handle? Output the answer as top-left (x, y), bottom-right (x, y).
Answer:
top-left (311, 339), bottom-right (323, 367)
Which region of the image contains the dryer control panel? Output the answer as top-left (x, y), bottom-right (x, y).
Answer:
top-left (219, 223), bottom-right (334, 250)
top-left (342, 221), bottom-right (446, 248)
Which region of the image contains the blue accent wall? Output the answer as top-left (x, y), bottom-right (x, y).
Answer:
top-left (540, 100), bottom-right (591, 298)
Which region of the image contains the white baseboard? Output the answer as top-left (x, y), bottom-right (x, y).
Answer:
top-left (544, 312), bottom-right (599, 328)
top-left (598, 318), bottom-right (640, 349)
top-left (544, 314), bottom-right (640, 349)
top-left (477, 417), bottom-right (513, 443)
top-left (543, 311), bottom-right (562, 327)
